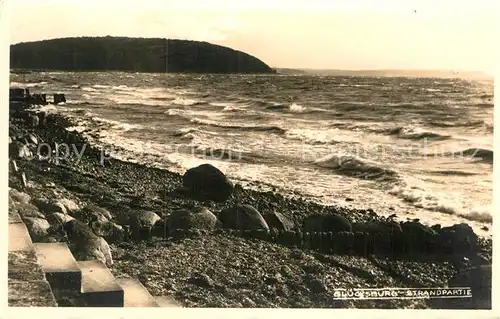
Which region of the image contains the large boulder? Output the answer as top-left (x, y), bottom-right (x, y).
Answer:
top-left (9, 188), bottom-right (31, 204)
top-left (73, 205), bottom-right (110, 224)
top-left (76, 204), bottom-right (113, 220)
top-left (90, 220), bottom-right (128, 243)
top-left (128, 210), bottom-right (161, 240)
top-left (57, 198), bottom-right (80, 214)
top-left (262, 211), bottom-right (295, 231)
top-left (439, 223), bottom-right (479, 254)
top-left (399, 220), bottom-right (439, 251)
top-left (63, 219), bottom-right (113, 266)
top-left (46, 212), bottom-right (75, 226)
top-left (167, 207), bottom-right (221, 236)
top-left (10, 202), bottom-right (45, 219)
top-left (183, 164), bottom-right (234, 202)
top-left (73, 236), bottom-right (114, 266)
top-left (218, 204), bottom-right (269, 231)
top-left (32, 198), bottom-right (68, 215)
top-left (23, 217), bottom-right (51, 241)
top-left (302, 214), bottom-right (352, 233)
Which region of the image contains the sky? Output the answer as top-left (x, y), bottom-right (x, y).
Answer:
top-left (4, 0), bottom-right (497, 73)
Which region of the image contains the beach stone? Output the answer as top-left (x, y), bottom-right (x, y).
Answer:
top-left (128, 210), bottom-right (161, 240)
top-left (188, 272), bottom-right (214, 288)
top-left (23, 217), bottom-right (51, 241)
top-left (446, 265), bottom-right (491, 309)
top-left (73, 206), bottom-right (110, 224)
top-left (9, 141), bottom-right (32, 159)
top-left (302, 214), bottom-right (352, 233)
top-left (32, 198), bottom-right (68, 215)
top-left (90, 220), bottom-right (127, 243)
top-left (73, 236), bottom-right (114, 266)
top-left (262, 211), bottom-right (295, 231)
top-left (11, 202), bottom-right (45, 219)
top-left (46, 212), bottom-right (75, 226)
top-left (167, 207), bottom-right (221, 236)
top-left (57, 198), bottom-right (80, 214)
top-left (183, 164), bottom-right (234, 202)
top-left (439, 223), bottom-right (479, 253)
top-left (63, 219), bottom-right (113, 266)
top-left (9, 188), bottom-right (31, 204)
top-left (400, 220), bottom-right (439, 249)
top-left (218, 204), bottom-right (269, 231)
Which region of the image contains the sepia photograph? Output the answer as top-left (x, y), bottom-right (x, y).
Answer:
top-left (4, 0), bottom-right (495, 311)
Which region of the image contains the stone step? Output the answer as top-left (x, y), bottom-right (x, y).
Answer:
top-left (116, 278), bottom-right (160, 307)
top-left (78, 260), bottom-right (124, 307)
top-left (34, 243), bottom-right (82, 292)
top-left (154, 295), bottom-right (182, 307)
top-left (9, 222), bottom-right (34, 252)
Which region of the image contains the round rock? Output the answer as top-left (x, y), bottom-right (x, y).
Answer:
top-left (11, 202), bottom-right (45, 219)
top-left (23, 217), bottom-right (51, 241)
top-left (73, 205), bottom-right (112, 224)
top-left (167, 207), bottom-right (220, 236)
top-left (90, 220), bottom-right (127, 243)
top-left (9, 189), bottom-right (31, 204)
top-left (302, 214), bottom-right (352, 233)
top-left (128, 210), bottom-right (161, 240)
top-left (218, 204), bottom-right (270, 231)
top-left (46, 213), bottom-right (75, 226)
top-left (32, 198), bottom-right (68, 215)
top-left (263, 211), bottom-right (295, 231)
top-left (183, 164), bottom-right (234, 202)
top-left (58, 198), bottom-right (80, 214)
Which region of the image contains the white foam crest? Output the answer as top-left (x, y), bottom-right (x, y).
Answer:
top-left (464, 205), bottom-right (493, 223)
top-left (285, 128), bottom-right (360, 144)
top-left (314, 153), bottom-right (379, 170)
top-left (289, 103), bottom-right (307, 113)
top-left (81, 87), bottom-right (98, 92)
top-left (90, 117), bottom-right (142, 131)
top-left (92, 84), bottom-right (111, 89)
top-left (165, 108), bottom-right (185, 117)
top-left (112, 85), bottom-right (134, 91)
top-left (171, 97), bottom-right (200, 106)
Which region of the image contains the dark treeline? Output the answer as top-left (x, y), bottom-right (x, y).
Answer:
top-left (10, 36), bottom-right (276, 74)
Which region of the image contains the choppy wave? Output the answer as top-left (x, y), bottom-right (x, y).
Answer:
top-left (314, 153), bottom-right (398, 181)
top-left (171, 97), bottom-right (202, 106)
top-left (190, 117), bottom-right (286, 134)
top-left (453, 148), bottom-right (493, 164)
top-left (389, 185), bottom-right (492, 223)
top-left (10, 81), bottom-right (47, 88)
top-left (90, 117), bottom-right (143, 132)
top-left (387, 126), bottom-right (450, 141)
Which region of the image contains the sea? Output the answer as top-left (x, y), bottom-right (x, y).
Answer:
top-left (10, 71), bottom-right (494, 237)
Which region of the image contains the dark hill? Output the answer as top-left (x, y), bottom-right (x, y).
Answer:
top-left (10, 36), bottom-right (275, 74)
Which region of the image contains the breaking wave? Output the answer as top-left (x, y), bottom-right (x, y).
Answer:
top-left (314, 153), bottom-right (398, 181)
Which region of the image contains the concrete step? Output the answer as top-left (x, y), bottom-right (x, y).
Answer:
top-left (116, 278), bottom-right (160, 307)
top-left (78, 260), bottom-right (124, 307)
top-left (34, 243), bottom-right (82, 292)
top-left (154, 295), bottom-right (182, 307)
top-left (9, 222), bottom-right (34, 252)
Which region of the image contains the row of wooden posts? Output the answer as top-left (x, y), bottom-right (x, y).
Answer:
top-left (169, 226), bottom-right (471, 257)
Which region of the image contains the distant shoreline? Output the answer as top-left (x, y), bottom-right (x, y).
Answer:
top-left (274, 68), bottom-right (492, 80)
